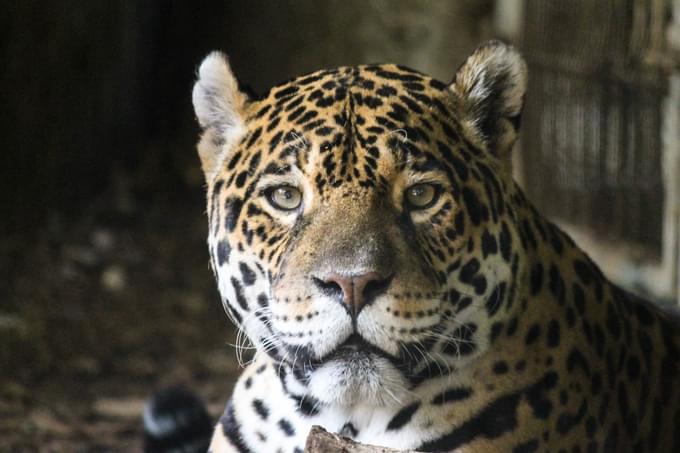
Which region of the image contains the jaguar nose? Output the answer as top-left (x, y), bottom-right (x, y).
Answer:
top-left (313, 272), bottom-right (393, 317)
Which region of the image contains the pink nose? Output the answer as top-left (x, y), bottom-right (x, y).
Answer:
top-left (314, 272), bottom-right (392, 317)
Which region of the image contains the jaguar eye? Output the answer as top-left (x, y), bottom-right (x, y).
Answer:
top-left (405, 183), bottom-right (438, 210)
top-left (266, 186), bottom-right (303, 211)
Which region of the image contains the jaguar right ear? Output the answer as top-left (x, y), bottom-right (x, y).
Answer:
top-left (449, 41), bottom-right (527, 166)
top-left (192, 52), bottom-right (250, 182)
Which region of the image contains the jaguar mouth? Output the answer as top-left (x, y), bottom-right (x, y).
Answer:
top-left (313, 333), bottom-right (395, 366)
top-left (337, 333), bottom-right (366, 351)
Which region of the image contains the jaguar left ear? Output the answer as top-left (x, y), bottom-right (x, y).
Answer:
top-left (192, 51), bottom-right (250, 181)
top-left (450, 41), bottom-right (527, 163)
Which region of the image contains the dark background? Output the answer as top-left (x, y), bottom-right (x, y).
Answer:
top-left (1, 1), bottom-right (675, 450)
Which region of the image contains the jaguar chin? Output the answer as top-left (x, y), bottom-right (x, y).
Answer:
top-left (307, 348), bottom-right (410, 407)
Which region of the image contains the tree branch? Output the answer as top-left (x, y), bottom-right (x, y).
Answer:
top-left (304, 425), bottom-right (422, 453)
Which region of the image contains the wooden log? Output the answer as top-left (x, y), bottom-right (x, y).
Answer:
top-left (304, 425), bottom-right (422, 453)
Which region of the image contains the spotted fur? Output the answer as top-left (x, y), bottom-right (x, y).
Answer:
top-left (190, 41), bottom-right (679, 452)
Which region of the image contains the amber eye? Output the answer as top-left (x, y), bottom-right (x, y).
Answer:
top-left (266, 186), bottom-right (303, 211)
top-left (405, 183), bottom-right (439, 210)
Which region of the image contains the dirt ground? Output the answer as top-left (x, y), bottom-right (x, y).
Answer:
top-left (0, 185), bottom-right (243, 451)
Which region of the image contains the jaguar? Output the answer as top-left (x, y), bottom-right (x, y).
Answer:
top-left (144, 41), bottom-right (680, 452)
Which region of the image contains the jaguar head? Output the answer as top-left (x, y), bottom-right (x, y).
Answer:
top-left (193, 41), bottom-right (527, 406)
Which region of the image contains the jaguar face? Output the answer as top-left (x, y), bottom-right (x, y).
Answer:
top-left (193, 42), bottom-right (527, 406)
